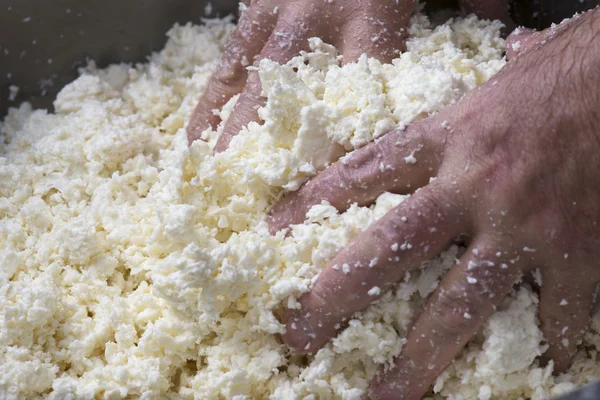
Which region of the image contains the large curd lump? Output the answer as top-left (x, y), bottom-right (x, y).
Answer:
top-left (1, 12), bottom-right (599, 400)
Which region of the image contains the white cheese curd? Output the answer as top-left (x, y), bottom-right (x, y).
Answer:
top-left (1, 11), bottom-right (599, 400)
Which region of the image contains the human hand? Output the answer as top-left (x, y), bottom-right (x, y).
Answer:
top-left (271, 8), bottom-right (600, 400)
top-left (186, 0), bottom-right (511, 152)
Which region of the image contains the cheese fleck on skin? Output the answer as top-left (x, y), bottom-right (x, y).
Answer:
top-left (404, 151), bottom-right (417, 164)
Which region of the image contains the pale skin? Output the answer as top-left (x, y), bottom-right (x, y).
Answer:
top-left (188, 1), bottom-right (600, 399)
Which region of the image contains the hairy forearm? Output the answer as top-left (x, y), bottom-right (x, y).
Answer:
top-left (544, 7), bottom-right (600, 138)
top-left (569, 7), bottom-right (600, 104)
top-left (585, 7), bottom-right (600, 54)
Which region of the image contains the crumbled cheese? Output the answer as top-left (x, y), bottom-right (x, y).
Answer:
top-left (204, 1), bottom-right (213, 15)
top-left (532, 267), bottom-right (543, 286)
top-left (404, 151), bottom-right (417, 164)
top-left (1, 13), bottom-right (597, 400)
top-left (8, 85), bottom-right (19, 102)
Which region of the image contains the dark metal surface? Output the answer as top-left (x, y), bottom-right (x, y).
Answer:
top-left (0, 0), bottom-right (239, 116)
top-left (556, 381), bottom-right (600, 400)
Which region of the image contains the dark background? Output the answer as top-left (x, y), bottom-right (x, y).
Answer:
top-left (0, 0), bottom-right (597, 118)
top-left (0, 0), bottom-right (238, 116)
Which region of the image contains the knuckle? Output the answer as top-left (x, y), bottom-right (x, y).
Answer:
top-left (431, 284), bottom-right (479, 336)
top-left (265, 17), bottom-right (313, 55)
top-left (413, 188), bottom-right (452, 224)
top-left (370, 217), bottom-right (401, 248)
top-left (213, 57), bottom-right (247, 87)
top-left (243, 72), bottom-right (263, 96)
top-left (235, 99), bottom-right (260, 124)
top-left (417, 191), bottom-right (443, 214)
top-left (303, 165), bottom-right (350, 207)
top-left (347, 144), bottom-right (378, 168)
top-left (342, 145), bottom-right (386, 184)
top-left (410, 118), bottom-right (445, 155)
top-left (205, 63), bottom-right (248, 103)
top-left (206, 80), bottom-right (240, 106)
top-left (331, 162), bottom-right (352, 188)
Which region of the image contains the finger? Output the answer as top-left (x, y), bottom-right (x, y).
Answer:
top-left (186, 6), bottom-right (277, 144)
top-left (283, 182), bottom-right (467, 353)
top-left (340, 1), bottom-right (414, 63)
top-left (459, 0), bottom-right (515, 32)
top-left (370, 238), bottom-right (522, 400)
top-left (267, 118), bottom-right (444, 233)
top-left (539, 268), bottom-right (597, 373)
top-left (214, 19), bottom-right (314, 152)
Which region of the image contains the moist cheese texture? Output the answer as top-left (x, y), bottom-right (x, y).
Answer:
top-left (1, 12), bottom-right (599, 400)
